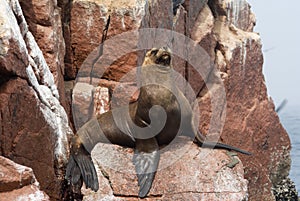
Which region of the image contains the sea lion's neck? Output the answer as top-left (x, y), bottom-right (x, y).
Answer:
top-left (138, 64), bottom-right (178, 109)
top-left (140, 64), bottom-right (173, 87)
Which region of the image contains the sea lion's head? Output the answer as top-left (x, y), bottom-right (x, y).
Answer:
top-left (143, 47), bottom-right (171, 67)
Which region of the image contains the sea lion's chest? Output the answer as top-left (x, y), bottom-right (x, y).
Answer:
top-left (138, 85), bottom-right (181, 145)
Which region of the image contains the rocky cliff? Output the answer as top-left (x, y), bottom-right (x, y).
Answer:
top-left (0, 0), bottom-right (72, 199)
top-left (0, 0), bottom-right (295, 200)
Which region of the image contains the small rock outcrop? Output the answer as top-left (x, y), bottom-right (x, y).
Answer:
top-left (81, 139), bottom-right (248, 200)
top-left (0, 156), bottom-right (49, 201)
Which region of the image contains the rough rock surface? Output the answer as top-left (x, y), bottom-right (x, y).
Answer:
top-left (82, 139), bottom-right (248, 200)
top-left (208, 4), bottom-right (291, 200)
top-left (0, 156), bottom-right (50, 200)
top-left (0, 0), bottom-right (72, 199)
top-left (208, 0), bottom-right (256, 32)
top-left (67, 0), bottom-right (147, 80)
top-left (19, 0), bottom-right (68, 110)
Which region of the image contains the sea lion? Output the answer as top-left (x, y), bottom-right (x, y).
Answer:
top-left (65, 47), bottom-right (251, 198)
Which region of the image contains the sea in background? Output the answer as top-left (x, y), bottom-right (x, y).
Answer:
top-left (278, 104), bottom-right (300, 194)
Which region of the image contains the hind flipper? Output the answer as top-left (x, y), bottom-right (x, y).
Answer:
top-left (201, 141), bottom-right (252, 155)
top-left (133, 138), bottom-right (160, 198)
top-left (195, 131), bottom-right (252, 155)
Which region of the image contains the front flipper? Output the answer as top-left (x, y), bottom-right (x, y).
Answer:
top-left (65, 135), bottom-right (99, 192)
top-left (132, 138), bottom-right (160, 198)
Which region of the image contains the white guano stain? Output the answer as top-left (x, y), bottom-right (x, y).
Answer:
top-left (6, 0), bottom-right (73, 178)
top-left (226, 0), bottom-right (247, 28)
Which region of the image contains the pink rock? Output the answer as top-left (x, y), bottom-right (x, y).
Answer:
top-left (0, 156), bottom-right (34, 192)
top-left (0, 1), bottom-right (72, 199)
top-left (19, 0), bottom-right (67, 111)
top-left (0, 156), bottom-right (50, 200)
top-left (209, 0), bottom-right (256, 32)
top-left (69, 0), bottom-right (147, 80)
top-left (0, 186), bottom-right (49, 201)
top-left (81, 138), bottom-right (248, 200)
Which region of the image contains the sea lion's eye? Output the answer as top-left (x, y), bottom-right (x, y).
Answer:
top-left (150, 49), bottom-right (159, 56)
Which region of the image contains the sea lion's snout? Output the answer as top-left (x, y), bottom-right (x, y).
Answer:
top-left (143, 47), bottom-right (172, 66)
top-left (156, 52), bottom-right (171, 66)
top-left (155, 48), bottom-right (171, 66)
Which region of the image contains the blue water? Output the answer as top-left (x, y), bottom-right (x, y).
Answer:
top-left (278, 105), bottom-right (300, 193)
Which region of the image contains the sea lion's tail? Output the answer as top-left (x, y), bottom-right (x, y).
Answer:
top-left (195, 131), bottom-right (252, 155)
top-left (65, 136), bottom-right (99, 192)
